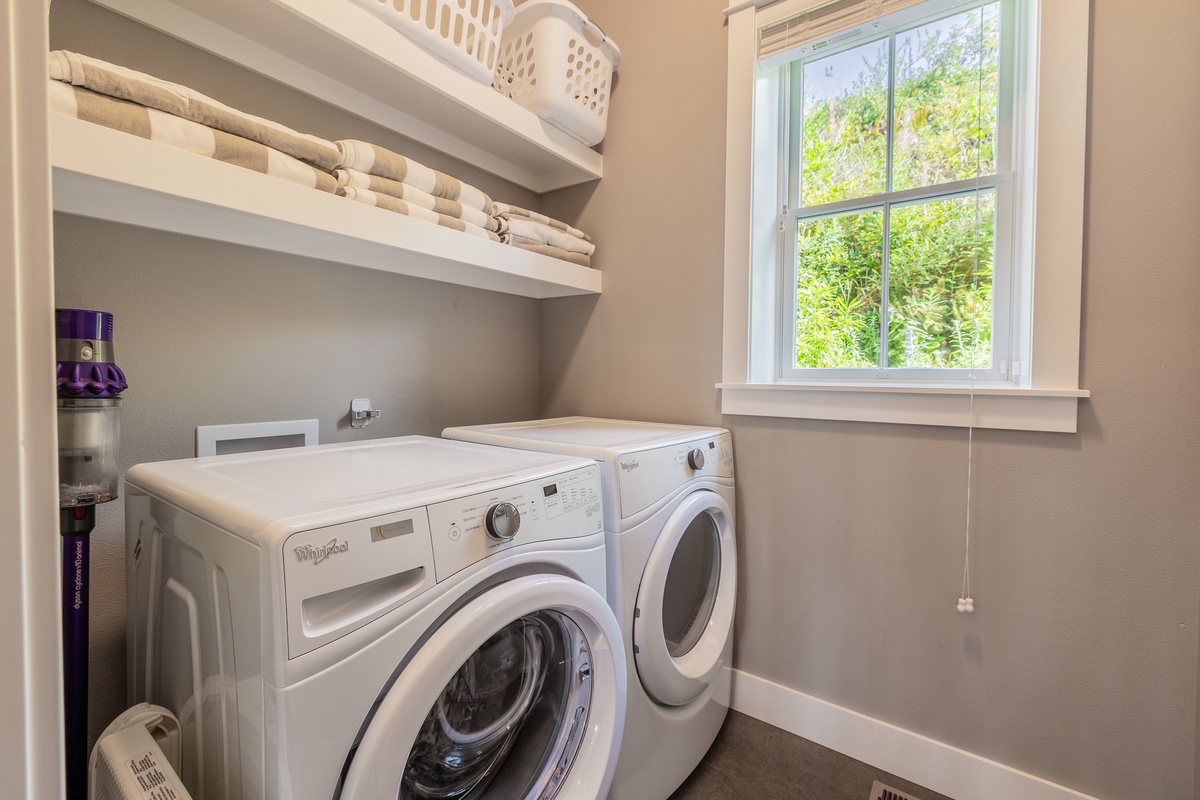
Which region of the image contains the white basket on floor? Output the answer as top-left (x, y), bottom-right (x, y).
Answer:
top-left (350, 0), bottom-right (515, 84)
top-left (492, 0), bottom-right (621, 146)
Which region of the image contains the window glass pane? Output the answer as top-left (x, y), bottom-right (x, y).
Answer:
top-left (794, 208), bottom-right (884, 368)
top-left (801, 38), bottom-right (890, 206)
top-left (892, 4), bottom-right (1000, 192)
top-left (886, 191), bottom-right (995, 369)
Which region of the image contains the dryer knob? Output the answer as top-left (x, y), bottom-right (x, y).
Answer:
top-left (687, 448), bottom-right (706, 471)
top-left (485, 502), bottom-right (521, 542)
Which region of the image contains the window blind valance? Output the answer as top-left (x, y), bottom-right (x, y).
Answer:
top-left (757, 0), bottom-right (930, 61)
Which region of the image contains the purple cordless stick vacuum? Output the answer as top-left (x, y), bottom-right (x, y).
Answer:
top-left (56, 309), bottom-right (127, 800)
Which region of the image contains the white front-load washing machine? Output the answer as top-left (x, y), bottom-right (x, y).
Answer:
top-left (125, 436), bottom-right (626, 800)
top-left (442, 418), bottom-right (736, 800)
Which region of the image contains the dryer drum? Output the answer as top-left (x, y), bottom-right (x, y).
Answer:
top-left (402, 610), bottom-right (595, 799)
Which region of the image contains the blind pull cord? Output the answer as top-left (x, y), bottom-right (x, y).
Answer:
top-left (958, 373), bottom-right (976, 614)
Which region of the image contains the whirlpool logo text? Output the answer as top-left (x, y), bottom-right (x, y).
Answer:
top-left (294, 538), bottom-right (349, 565)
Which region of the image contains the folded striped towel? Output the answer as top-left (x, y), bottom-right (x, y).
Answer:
top-left (338, 186), bottom-right (500, 242)
top-left (492, 203), bottom-right (591, 242)
top-left (49, 50), bottom-right (341, 171)
top-left (334, 169), bottom-right (502, 233)
top-left (48, 80), bottom-right (337, 194)
top-left (502, 234), bottom-right (592, 267)
top-left (505, 217), bottom-right (595, 256)
top-left (334, 140), bottom-right (492, 213)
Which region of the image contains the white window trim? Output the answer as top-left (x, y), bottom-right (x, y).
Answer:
top-left (720, 0), bottom-right (1090, 432)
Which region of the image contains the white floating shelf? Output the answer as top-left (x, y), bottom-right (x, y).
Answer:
top-left (50, 115), bottom-right (602, 299)
top-left (87, 0), bottom-right (604, 193)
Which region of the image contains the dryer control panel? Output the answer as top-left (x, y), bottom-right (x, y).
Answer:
top-left (427, 464), bottom-right (602, 582)
top-left (616, 432), bottom-right (734, 520)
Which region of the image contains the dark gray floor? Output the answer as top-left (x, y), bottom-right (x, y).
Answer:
top-left (667, 711), bottom-right (955, 800)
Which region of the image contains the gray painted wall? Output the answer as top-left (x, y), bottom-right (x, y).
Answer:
top-left (543, 1), bottom-right (1200, 799)
top-left (49, 0), bottom-right (545, 750)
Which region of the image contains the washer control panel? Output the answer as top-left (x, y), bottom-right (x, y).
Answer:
top-left (427, 464), bottom-right (602, 582)
top-left (485, 502), bottom-right (521, 541)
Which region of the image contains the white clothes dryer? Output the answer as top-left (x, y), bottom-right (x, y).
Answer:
top-left (125, 436), bottom-right (626, 800)
top-left (442, 418), bottom-right (736, 800)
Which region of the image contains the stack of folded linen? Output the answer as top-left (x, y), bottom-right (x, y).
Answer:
top-left (493, 204), bottom-right (595, 267)
top-left (47, 50), bottom-right (339, 193)
top-left (333, 140), bottom-right (503, 241)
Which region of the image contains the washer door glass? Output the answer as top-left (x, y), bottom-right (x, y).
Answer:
top-left (632, 490), bottom-right (736, 707)
top-left (403, 610), bottom-right (592, 800)
top-left (338, 574), bottom-right (626, 800)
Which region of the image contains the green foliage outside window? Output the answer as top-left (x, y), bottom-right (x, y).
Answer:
top-left (794, 4), bottom-right (999, 370)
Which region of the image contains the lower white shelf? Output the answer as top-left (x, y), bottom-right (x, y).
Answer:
top-left (49, 115), bottom-right (602, 299)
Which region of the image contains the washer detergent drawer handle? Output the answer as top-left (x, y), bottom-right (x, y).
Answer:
top-left (284, 509), bottom-right (438, 659)
top-left (301, 566), bottom-right (426, 638)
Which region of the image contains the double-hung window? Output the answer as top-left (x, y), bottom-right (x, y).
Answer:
top-left (720, 0), bottom-right (1090, 432)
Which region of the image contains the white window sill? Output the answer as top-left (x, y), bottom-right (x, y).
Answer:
top-left (717, 382), bottom-right (1090, 432)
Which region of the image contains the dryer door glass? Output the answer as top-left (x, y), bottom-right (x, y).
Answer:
top-left (661, 512), bottom-right (721, 658)
top-left (401, 610), bottom-right (593, 800)
top-left (632, 489), bottom-right (736, 707)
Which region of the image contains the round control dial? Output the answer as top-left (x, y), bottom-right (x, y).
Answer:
top-left (485, 502), bottom-right (521, 542)
top-left (687, 448), bottom-right (706, 471)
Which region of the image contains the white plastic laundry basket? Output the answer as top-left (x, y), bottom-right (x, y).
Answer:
top-left (492, 0), bottom-right (621, 146)
top-left (350, 0), bottom-right (515, 84)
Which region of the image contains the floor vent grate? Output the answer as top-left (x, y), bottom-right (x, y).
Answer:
top-left (869, 780), bottom-right (924, 800)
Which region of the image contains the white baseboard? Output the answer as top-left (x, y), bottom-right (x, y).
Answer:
top-left (728, 669), bottom-right (1098, 800)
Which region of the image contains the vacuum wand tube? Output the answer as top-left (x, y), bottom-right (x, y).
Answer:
top-left (56, 309), bottom-right (127, 800)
